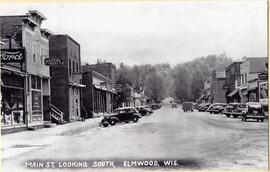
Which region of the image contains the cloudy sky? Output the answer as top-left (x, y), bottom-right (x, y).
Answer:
top-left (0, 1), bottom-right (267, 66)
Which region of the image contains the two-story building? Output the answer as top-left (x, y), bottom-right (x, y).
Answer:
top-left (225, 62), bottom-right (242, 103)
top-left (239, 57), bottom-right (268, 103)
top-left (1, 10), bottom-right (52, 133)
top-left (49, 34), bottom-right (85, 122)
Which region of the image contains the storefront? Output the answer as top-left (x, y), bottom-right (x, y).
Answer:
top-left (1, 70), bottom-right (27, 126)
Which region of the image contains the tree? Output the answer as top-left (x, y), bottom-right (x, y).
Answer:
top-left (144, 73), bottom-right (165, 102)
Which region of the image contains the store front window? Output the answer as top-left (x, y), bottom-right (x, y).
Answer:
top-left (1, 87), bottom-right (24, 126)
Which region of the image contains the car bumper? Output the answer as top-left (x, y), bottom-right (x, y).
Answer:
top-left (244, 115), bottom-right (265, 119)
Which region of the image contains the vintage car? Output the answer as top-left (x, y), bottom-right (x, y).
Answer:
top-left (149, 104), bottom-right (162, 110)
top-left (241, 102), bottom-right (265, 122)
top-left (210, 104), bottom-right (226, 114)
top-left (231, 103), bottom-right (247, 118)
top-left (198, 103), bottom-right (211, 112)
top-left (206, 103), bottom-right (223, 113)
top-left (182, 102), bottom-right (194, 112)
top-left (135, 106), bottom-right (153, 116)
top-left (223, 103), bottom-right (238, 117)
top-left (100, 107), bottom-right (141, 127)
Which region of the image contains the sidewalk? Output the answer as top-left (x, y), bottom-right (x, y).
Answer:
top-left (1, 117), bottom-right (102, 159)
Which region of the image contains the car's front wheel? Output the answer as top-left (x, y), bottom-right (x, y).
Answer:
top-left (133, 117), bottom-right (139, 123)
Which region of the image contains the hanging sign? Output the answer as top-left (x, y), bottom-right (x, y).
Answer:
top-left (45, 58), bottom-right (64, 65)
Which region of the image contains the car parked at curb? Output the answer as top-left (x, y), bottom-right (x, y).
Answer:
top-left (100, 107), bottom-right (141, 127)
top-left (242, 102), bottom-right (265, 122)
top-left (198, 103), bottom-right (211, 112)
top-left (182, 102), bottom-right (194, 112)
top-left (210, 104), bottom-right (226, 114)
top-left (223, 103), bottom-right (238, 118)
top-left (231, 103), bottom-right (247, 118)
top-left (135, 106), bottom-right (153, 116)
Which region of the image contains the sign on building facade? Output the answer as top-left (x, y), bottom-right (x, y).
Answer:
top-left (0, 49), bottom-right (25, 63)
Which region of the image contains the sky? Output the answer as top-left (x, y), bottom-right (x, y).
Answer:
top-left (0, 1), bottom-right (267, 66)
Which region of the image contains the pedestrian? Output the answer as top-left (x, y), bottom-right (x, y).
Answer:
top-left (81, 106), bottom-right (87, 122)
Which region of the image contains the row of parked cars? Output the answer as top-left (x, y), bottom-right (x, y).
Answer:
top-left (100, 104), bottom-right (162, 127)
top-left (196, 102), bottom-right (266, 122)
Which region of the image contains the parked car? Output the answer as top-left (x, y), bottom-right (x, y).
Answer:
top-left (198, 103), bottom-right (211, 112)
top-left (231, 103), bottom-right (247, 118)
top-left (210, 104), bottom-right (226, 114)
top-left (100, 107), bottom-right (141, 127)
top-left (149, 103), bottom-right (162, 110)
top-left (223, 103), bottom-right (238, 118)
top-left (182, 102), bottom-right (194, 112)
top-left (242, 102), bottom-right (265, 122)
top-left (135, 106), bottom-right (153, 116)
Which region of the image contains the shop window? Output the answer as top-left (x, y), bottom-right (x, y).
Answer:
top-left (32, 90), bottom-right (42, 118)
top-left (37, 77), bottom-right (41, 89)
top-left (1, 87), bottom-right (24, 126)
top-left (31, 75), bottom-right (36, 89)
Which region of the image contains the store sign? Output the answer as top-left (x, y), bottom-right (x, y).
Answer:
top-left (45, 58), bottom-right (64, 65)
top-left (0, 49), bottom-right (25, 63)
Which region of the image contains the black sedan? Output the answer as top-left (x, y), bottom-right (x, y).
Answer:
top-left (101, 107), bottom-right (141, 127)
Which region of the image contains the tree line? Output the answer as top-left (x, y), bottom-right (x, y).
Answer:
top-left (101, 53), bottom-right (233, 104)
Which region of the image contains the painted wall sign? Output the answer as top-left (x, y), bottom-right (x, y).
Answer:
top-left (44, 58), bottom-right (64, 65)
top-left (0, 49), bottom-right (25, 63)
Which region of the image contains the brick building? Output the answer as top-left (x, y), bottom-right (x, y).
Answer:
top-left (210, 71), bottom-right (226, 103)
top-left (1, 10), bottom-right (52, 133)
top-left (82, 63), bottom-right (116, 86)
top-left (225, 62), bottom-right (242, 103)
top-left (82, 70), bottom-right (117, 116)
top-left (49, 34), bottom-right (85, 122)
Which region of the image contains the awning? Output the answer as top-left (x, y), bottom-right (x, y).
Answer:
top-left (69, 82), bottom-right (86, 88)
top-left (228, 89), bottom-right (239, 97)
top-left (1, 67), bottom-right (28, 77)
top-left (93, 84), bottom-right (106, 91)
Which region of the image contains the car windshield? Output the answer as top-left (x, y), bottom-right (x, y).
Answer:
top-left (238, 104), bottom-right (246, 108)
top-left (247, 102), bottom-right (261, 108)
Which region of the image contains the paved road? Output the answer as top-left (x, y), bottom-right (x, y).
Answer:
top-left (2, 99), bottom-right (268, 171)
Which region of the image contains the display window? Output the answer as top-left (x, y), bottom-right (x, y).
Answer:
top-left (1, 86), bottom-right (24, 126)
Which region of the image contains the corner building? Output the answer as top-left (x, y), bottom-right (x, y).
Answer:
top-left (1, 10), bottom-right (52, 133)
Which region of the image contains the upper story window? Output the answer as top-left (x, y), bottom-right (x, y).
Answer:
top-left (32, 44), bottom-right (36, 63)
top-left (69, 59), bottom-right (72, 76)
top-left (73, 61), bottom-right (75, 73)
top-left (76, 63), bottom-right (79, 72)
top-left (40, 48), bottom-right (44, 66)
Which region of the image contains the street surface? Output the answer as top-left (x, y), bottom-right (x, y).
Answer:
top-left (2, 98), bottom-right (268, 171)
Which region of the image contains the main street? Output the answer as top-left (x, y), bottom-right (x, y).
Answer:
top-left (2, 98), bottom-right (268, 171)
